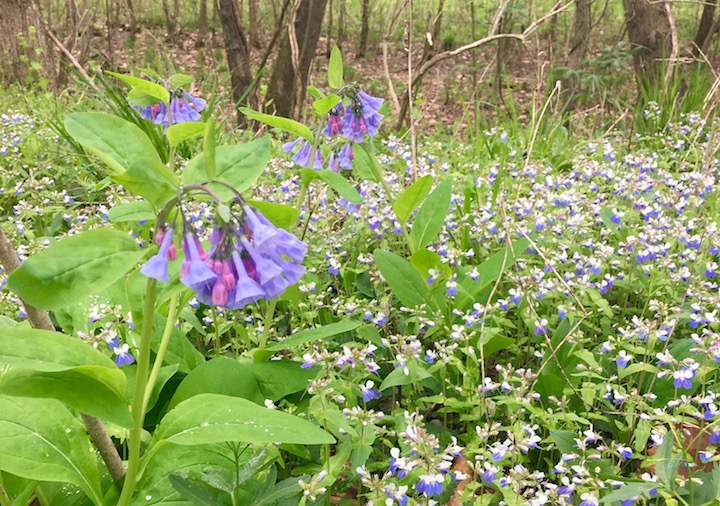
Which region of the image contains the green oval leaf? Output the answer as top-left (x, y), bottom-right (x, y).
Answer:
top-left (0, 396), bottom-right (104, 505)
top-left (64, 112), bottom-right (161, 175)
top-left (166, 121), bottom-right (206, 148)
top-left (106, 71), bottom-right (170, 104)
top-left (154, 393), bottom-right (335, 446)
top-left (394, 175), bottom-right (433, 223)
top-left (182, 137), bottom-right (271, 201)
top-left (7, 228), bottom-right (147, 310)
top-left (239, 108), bottom-right (313, 142)
top-left (107, 200), bottom-right (156, 222)
top-left (316, 169), bottom-right (363, 204)
top-left (0, 328), bottom-right (131, 426)
top-left (112, 157), bottom-right (180, 207)
top-left (328, 46), bottom-right (344, 89)
top-left (410, 180), bottom-right (452, 250)
top-left (373, 249), bottom-right (433, 310)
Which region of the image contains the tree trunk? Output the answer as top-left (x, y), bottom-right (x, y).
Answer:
top-left (693, 0), bottom-right (716, 56)
top-left (560, 0), bottom-right (592, 111)
top-left (326, 0), bottom-right (333, 56)
top-left (197, 0), bottom-right (207, 47)
top-left (265, 0), bottom-right (328, 119)
top-left (248, 0), bottom-right (258, 47)
top-left (357, 0), bottom-right (369, 57)
top-left (218, 0), bottom-right (254, 121)
top-left (623, 0), bottom-right (676, 90)
top-left (0, 0), bottom-right (57, 89)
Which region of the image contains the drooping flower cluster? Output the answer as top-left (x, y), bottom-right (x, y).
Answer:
top-left (141, 202), bottom-right (307, 309)
top-left (283, 86), bottom-right (384, 171)
top-left (134, 90), bottom-right (206, 131)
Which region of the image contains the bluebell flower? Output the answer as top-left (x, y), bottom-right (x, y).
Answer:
top-left (710, 431), bottom-right (720, 445)
top-left (283, 138), bottom-right (323, 170)
top-left (415, 473), bottom-right (443, 497)
top-left (141, 227), bottom-right (176, 282)
top-left (134, 91), bottom-right (205, 131)
top-left (341, 91), bottom-right (384, 143)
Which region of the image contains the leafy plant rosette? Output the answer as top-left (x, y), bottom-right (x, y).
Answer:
top-left (0, 71), bottom-right (340, 506)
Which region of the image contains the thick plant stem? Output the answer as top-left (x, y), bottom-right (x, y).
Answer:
top-left (117, 278), bottom-right (157, 506)
top-left (0, 227), bottom-right (126, 481)
top-left (142, 293), bottom-right (179, 413)
top-left (258, 298), bottom-right (277, 350)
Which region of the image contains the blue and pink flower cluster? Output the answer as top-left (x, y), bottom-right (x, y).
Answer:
top-left (141, 205), bottom-right (307, 309)
top-left (283, 88), bottom-right (383, 171)
top-left (134, 91), bottom-right (206, 131)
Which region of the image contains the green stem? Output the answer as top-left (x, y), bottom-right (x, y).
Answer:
top-left (117, 279), bottom-right (157, 506)
top-left (142, 293), bottom-right (179, 413)
top-left (258, 299), bottom-right (277, 350)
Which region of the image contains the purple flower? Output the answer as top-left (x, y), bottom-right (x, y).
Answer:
top-left (617, 445), bottom-right (632, 461)
top-left (359, 380), bottom-right (381, 402)
top-left (141, 227), bottom-right (176, 282)
top-left (415, 473), bottom-right (443, 497)
top-left (340, 91), bottom-right (384, 142)
top-left (283, 138), bottom-right (323, 169)
top-left (323, 104), bottom-right (343, 137)
top-left (673, 365), bottom-right (697, 389)
top-left (113, 342), bottom-right (135, 367)
top-left (169, 92), bottom-right (204, 124)
top-left (133, 91), bottom-right (205, 130)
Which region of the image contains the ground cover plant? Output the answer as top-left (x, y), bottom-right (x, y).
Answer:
top-left (5, 1), bottom-right (720, 505)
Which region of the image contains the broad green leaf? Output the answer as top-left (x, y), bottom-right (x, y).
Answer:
top-left (166, 121), bottom-right (206, 148)
top-left (168, 73), bottom-right (195, 90)
top-left (182, 137), bottom-right (271, 201)
top-left (0, 328), bottom-right (131, 426)
top-left (307, 85), bottom-right (326, 100)
top-left (550, 430), bottom-right (576, 455)
top-left (107, 200), bottom-right (156, 222)
top-left (0, 396), bottom-right (104, 505)
top-left (316, 169), bottom-right (363, 204)
top-left (0, 472), bottom-right (38, 506)
top-left (0, 368), bottom-right (132, 427)
top-left (133, 443), bottom-right (239, 506)
top-left (410, 249), bottom-right (451, 281)
top-left (113, 156), bottom-right (180, 207)
top-left (154, 393), bottom-right (335, 445)
top-left (374, 249), bottom-right (433, 309)
top-left (379, 362), bottom-right (433, 390)
top-left (353, 144), bottom-right (380, 182)
top-left (7, 228), bottom-right (147, 310)
top-left (168, 473), bottom-right (225, 506)
top-left (247, 201), bottom-right (300, 231)
top-left (328, 46), bottom-right (344, 89)
top-left (410, 180), bottom-right (452, 250)
top-left (239, 108), bottom-right (313, 142)
top-left (169, 358), bottom-right (317, 409)
top-left (169, 357), bottom-right (263, 408)
top-left (65, 112), bottom-right (162, 175)
top-left (313, 94), bottom-right (341, 117)
top-left (107, 71), bottom-right (170, 104)
top-left (394, 175), bottom-right (433, 223)
top-left (618, 361), bottom-right (656, 380)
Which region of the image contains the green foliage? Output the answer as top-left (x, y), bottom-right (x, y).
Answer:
top-left (152, 393), bottom-right (335, 446)
top-left (7, 228), bottom-right (146, 311)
